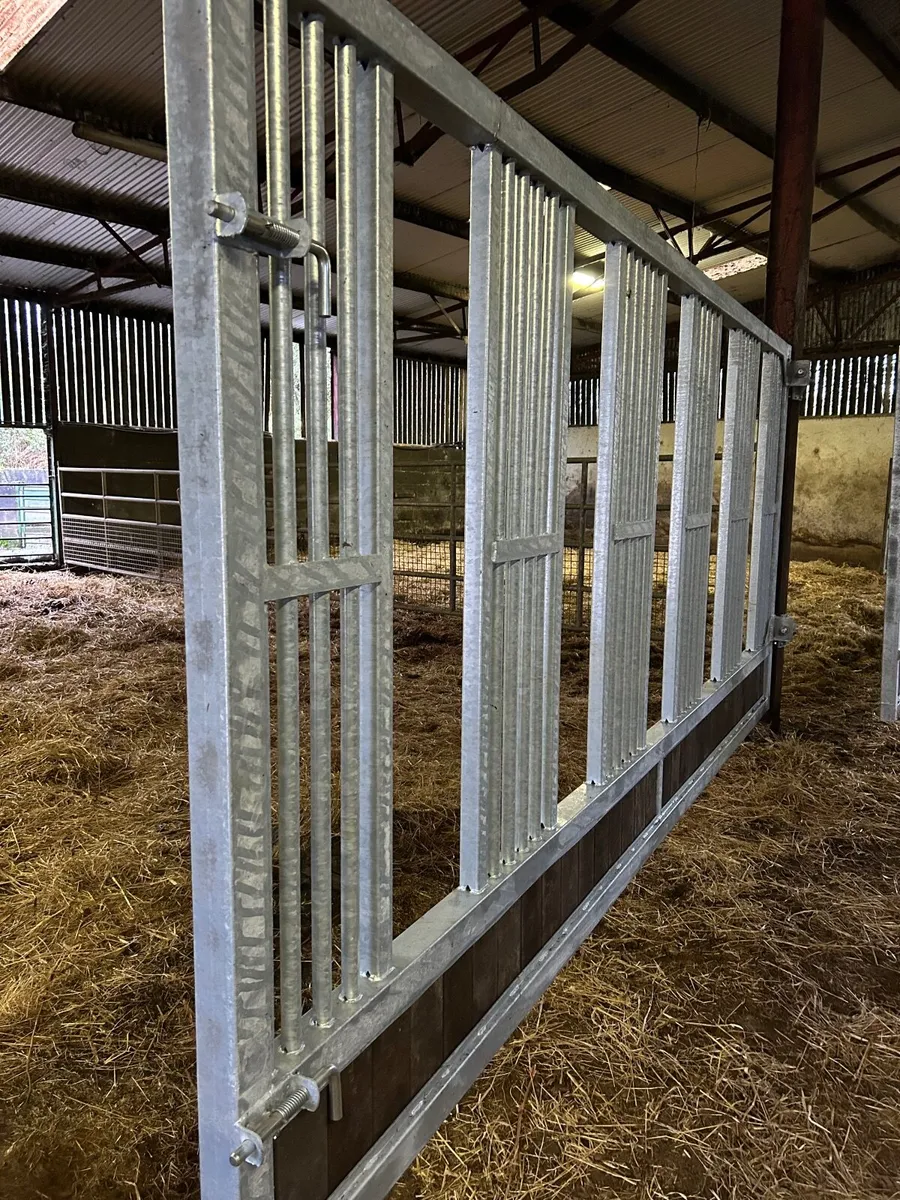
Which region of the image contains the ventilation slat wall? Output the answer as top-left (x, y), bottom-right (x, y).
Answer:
top-left (1, 298), bottom-right (46, 427)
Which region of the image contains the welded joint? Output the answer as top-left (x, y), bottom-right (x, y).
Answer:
top-left (786, 359), bottom-right (811, 387)
top-left (768, 613), bottom-right (797, 645)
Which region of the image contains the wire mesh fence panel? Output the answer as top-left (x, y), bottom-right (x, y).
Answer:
top-left (0, 469), bottom-right (53, 558)
top-left (58, 466), bottom-right (181, 579)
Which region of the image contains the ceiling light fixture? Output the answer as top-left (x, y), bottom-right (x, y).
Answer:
top-left (703, 252), bottom-right (767, 281)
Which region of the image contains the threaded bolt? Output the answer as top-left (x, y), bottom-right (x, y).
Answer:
top-left (270, 1082), bottom-right (313, 1124)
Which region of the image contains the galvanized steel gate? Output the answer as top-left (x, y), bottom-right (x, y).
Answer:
top-left (162, 2), bottom-right (792, 1198)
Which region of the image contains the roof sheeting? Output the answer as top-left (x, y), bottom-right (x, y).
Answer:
top-left (0, 0), bottom-right (897, 349)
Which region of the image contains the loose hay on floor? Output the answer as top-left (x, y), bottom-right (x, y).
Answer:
top-left (0, 562), bottom-right (897, 1199)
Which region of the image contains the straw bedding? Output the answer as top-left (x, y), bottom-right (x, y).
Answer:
top-left (0, 562), bottom-right (897, 1199)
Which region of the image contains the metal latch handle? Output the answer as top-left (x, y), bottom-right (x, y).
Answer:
top-left (209, 192), bottom-right (331, 318)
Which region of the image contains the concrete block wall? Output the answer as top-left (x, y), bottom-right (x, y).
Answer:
top-left (566, 416), bottom-right (894, 567)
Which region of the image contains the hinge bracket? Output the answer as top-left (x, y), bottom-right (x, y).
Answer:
top-left (768, 614), bottom-right (797, 645)
top-left (786, 359), bottom-right (811, 387)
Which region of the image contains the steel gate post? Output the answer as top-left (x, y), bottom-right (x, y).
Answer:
top-left (163, 0), bottom-right (275, 1195)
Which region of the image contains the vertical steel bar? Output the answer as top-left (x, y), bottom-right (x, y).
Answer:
top-left (301, 14), bottom-right (334, 1026)
top-left (498, 159), bottom-right (518, 866)
top-left (529, 192), bottom-right (554, 836)
top-left (163, 0), bottom-right (275, 1192)
top-left (711, 331), bottom-right (761, 680)
top-left (356, 59), bottom-right (394, 975)
top-left (662, 296), bottom-right (722, 720)
top-left (521, 181), bottom-right (544, 842)
top-left (540, 200), bottom-right (574, 829)
top-left (460, 145), bottom-right (503, 893)
top-left (264, 0), bottom-right (303, 1048)
top-left (511, 173), bottom-right (532, 852)
top-left (501, 172), bottom-right (526, 853)
top-left (335, 38), bottom-right (361, 1001)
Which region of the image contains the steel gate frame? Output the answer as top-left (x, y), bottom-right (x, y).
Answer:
top-left (162, 2), bottom-right (793, 1198)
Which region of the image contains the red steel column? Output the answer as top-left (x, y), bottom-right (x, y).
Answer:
top-left (765, 0), bottom-right (825, 729)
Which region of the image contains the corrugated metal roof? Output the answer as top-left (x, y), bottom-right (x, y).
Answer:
top-left (0, 0), bottom-right (896, 333)
top-left (0, 103), bottom-right (168, 207)
top-left (848, 0), bottom-right (900, 60)
top-left (6, 0), bottom-right (164, 126)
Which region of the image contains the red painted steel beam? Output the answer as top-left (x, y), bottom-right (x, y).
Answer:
top-left (766, 0), bottom-right (826, 730)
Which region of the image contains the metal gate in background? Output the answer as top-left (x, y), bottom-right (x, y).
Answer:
top-left (0, 299), bottom-right (57, 565)
top-left (163, 3), bottom-right (793, 1199)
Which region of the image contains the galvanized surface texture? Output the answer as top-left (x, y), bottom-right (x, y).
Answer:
top-left (711, 329), bottom-right (762, 681)
top-left (662, 296), bottom-right (722, 722)
top-left (586, 242), bottom-right (667, 784)
top-left (161, 1), bottom-right (791, 1197)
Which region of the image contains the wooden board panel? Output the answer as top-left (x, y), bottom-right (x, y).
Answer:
top-left (274, 1097), bottom-right (330, 1200)
top-left (662, 666), bottom-right (764, 804)
top-left (275, 715), bottom-right (758, 1198)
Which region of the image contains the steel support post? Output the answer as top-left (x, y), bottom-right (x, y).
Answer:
top-left (765, 0), bottom-right (826, 729)
top-left (163, 0), bottom-right (275, 1194)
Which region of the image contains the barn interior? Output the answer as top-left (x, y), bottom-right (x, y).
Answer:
top-left (1, 1), bottom-right (899, 1198)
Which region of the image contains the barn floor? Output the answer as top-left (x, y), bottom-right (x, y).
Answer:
top-left (0, 562), bottom-right (897, 1199)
